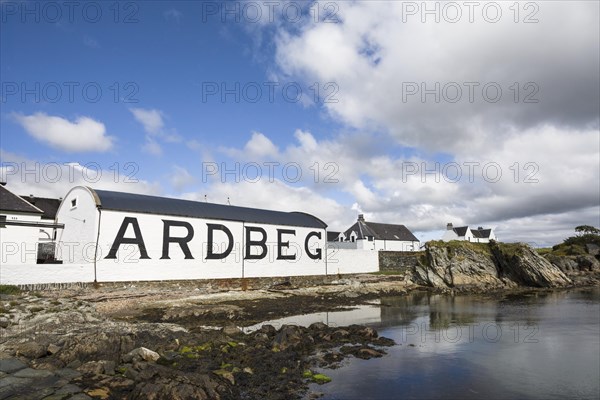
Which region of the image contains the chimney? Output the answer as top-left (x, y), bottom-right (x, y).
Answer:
top-left (446, 223), bottom-right (453, 230)
top-left (29, 194), bottom-right (35, 204)
top-left (358, 214), bottom-right (365, 222)
top-left (478, 227), bottom-right (483, 230)
top-left (0, 181), bottom-right (6, 186)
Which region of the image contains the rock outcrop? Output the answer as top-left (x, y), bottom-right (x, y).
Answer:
top-left (413, 241), bottom-right (573, 290)
top-left (490, 242), bottom-right (571, 287)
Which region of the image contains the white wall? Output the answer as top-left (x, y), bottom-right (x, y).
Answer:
top-left (0, 264), bottom-right (94, 285)
top-left (92, 211), bottom-right (327, 282)
top-left (0, 212), bottom-right (42, 265)
top-left (326, 248), bottom-right (379, 274)
top-left (55, 187), bottom-right (99, 264)
top-left (374, 239), bottom-right (419, 251)
top-left (442, 229), bottom-right (459, 242)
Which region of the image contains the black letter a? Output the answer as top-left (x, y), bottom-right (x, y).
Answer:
top-left (105, 217), bottom-right (150, 259)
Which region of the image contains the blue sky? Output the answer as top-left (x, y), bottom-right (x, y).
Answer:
top-left (1, 1), bottom-right (599, 245)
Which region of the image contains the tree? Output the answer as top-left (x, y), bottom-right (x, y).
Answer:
top-left (575, 225), bottom-right (600, 235)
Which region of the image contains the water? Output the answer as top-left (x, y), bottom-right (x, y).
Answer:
top-left (301, 288), bottom-right (600, 400)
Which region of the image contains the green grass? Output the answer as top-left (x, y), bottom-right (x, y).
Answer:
top-left (0, 285), bottom-right (21, 295)
top-left (536, 248), bottom-right (553, 256)
top-left (427, 240), bottom-right (492, 256)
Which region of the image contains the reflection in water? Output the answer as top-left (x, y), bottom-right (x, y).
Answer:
top-left (241, 305), bottom-right (382, 333)
top-left (314, 288), bottom-right (600, 400)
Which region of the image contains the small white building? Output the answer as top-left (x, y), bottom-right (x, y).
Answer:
top-left (442, 223), bottom-right (497, 243)
top-left (55, 186), bottom-right (328, 282)
top-left (21, 195), bottom-right (62, 262)
top-left (0, 184), bottom-right (63, 265)
top-left (342, 215), bottom-right (420, 252)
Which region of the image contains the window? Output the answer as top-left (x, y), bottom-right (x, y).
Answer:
top-left (0, 215), bottom-right (6, 228)
top-left (70, 198), bottom-right (77, 209)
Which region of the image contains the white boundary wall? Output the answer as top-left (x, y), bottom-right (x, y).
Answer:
top-left (1, 247), bottom-right (381, 285)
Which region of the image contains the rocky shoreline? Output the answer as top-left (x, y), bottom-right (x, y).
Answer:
top-left (2, 241), bottom-right (599, 399)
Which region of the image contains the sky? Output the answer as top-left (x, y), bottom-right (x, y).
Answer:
top-left (1, 0), bottom-right (599, 246)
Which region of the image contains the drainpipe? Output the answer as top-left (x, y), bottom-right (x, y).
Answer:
top-left (324, 229), bottom-right (328, 276)
top-left (92, 208), bottom-right (102, 283)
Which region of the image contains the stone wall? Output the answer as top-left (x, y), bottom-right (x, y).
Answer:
top-left (15, 273), bottom-right (371, 292)
top-left (378, 251), bottom-right (423, 273)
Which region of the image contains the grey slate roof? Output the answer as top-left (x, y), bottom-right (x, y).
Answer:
top-left (327, 231), bottom-right (341, 241)
top-left (92, 189), bottom-right (327, 229)
top-left (21, 196), bottom-right (61, 220)
top-left (344, 221), bottom-right (418, 242)
top-left (453, 226), bottom-right (470, 237)
top-left (471, 228), bottom-right (492, 238)
top-left (0, 185), bottom-right (43, 214)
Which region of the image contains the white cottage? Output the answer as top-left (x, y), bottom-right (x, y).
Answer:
top-left (442, 223), bottom-right (497, 243)
top-left (55, 186), bottom-right (328, 282)
top-left (342, 215), bottom-right (420, 251)
top-left (0, 184), bottom-right (63, 265)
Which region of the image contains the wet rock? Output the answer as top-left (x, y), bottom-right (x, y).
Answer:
top-left (78, 360), bottom-right (115, 375)
top-left (0, 357), bottom-right (27, 373)
top-left (257, 324), bottom-right (276, 336)
top-left (253, 332), bottom-right (269, 342)
top-left (357, 348), bottom-right (384, 359)
top-left (272, 325), bottom-right (303, 350)
top-left (55, 383), bottom-right (83, 394)
top-left (13, 367), bottom-right (55, 379)
top-left (308, 322), bottom-right (327, 331)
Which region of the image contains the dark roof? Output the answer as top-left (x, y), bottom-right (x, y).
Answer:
top-left (327, 231), bottom-right (341, 241)
top-left (452, 226), bottom-right (469, 237)
top-left (344, 221), bottom-right (419, 242)
top-left (92, 189), bottom-right (327, 229)
top-left (0, 185), bottom-right (43, 214)
top-left (21, 196), bottom-right (61, 220)
top-left (472, 228), bottom-right (492, 238)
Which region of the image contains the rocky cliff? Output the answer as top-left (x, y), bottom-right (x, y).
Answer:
top-left (413, 241), bottom-right (577, 290)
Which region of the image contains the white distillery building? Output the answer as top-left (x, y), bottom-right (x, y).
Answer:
top-left (53, 186), bottom-right (330, 282)
top-left (0, 184), bottom-right (63, 266)
top-left (442, 223), bottom-right (497, 243)
top-left (2, 186), bottom-right (382, 284)
top-left (341, 215), bottom-right (420, 251)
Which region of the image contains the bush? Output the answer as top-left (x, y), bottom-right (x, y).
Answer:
top-left (0, 285), bottom-right (21, 295)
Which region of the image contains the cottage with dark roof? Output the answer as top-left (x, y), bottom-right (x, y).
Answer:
top-left (442, 223), bottom-right (497, 243)
top-left (342, 214), bottom-right (420, 251)
top-left (0, 184), bottom-right (64, 265)
top-left (55, 186), bottom-right (328, 282)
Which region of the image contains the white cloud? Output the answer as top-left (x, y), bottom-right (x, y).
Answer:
top-left (130, 108), bottom-right (182, 155)
top-left (272, 2), bottom-right (599, 153)
top-left (182, 179), bottom-right (354, 231)
top-left (0, 150), bottom-right (161, 199)
top-left (218, 126), bottom-right (599, 245)
top-left (11, 112), bottom-right (114, 153)
top-left (142, 137), bottom-right (162, 156)
top-left (170, 165), bottom-right (195, 191)
top-left (130, 108), bottom-right (164, 135)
